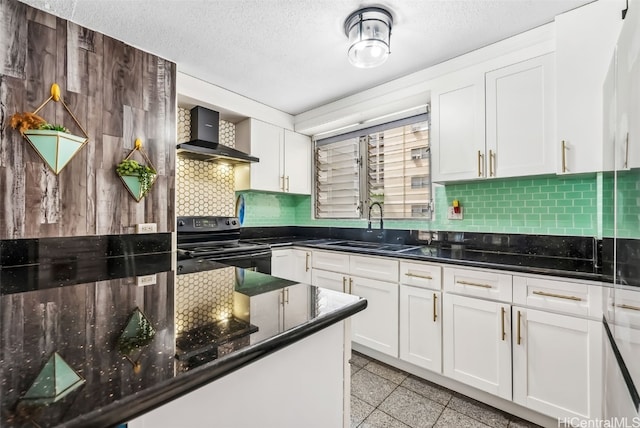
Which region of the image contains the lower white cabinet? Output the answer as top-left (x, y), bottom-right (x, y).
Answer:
top-left (272, 248), bottom-right (312, 283)
top-left (512, 306), bottom-right (602, 421)
top-left (443, 293), bottom-right (512, 399)
top-left (400, 285), bottom-right (442, 372)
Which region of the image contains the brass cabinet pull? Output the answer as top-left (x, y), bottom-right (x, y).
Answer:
top-left (625, 132), bottom-right (630, 169)
top-left (477, 150), bottom-right (483, 177)
top-left (457, 280), bottom-right (492, 289)
top-left (615, 303), bottom-right (640, 312)
top-left (500, 307), bottom-right (506, 341)
top-left (516, 310), bottom-right (522, 345)
top-left (305, 252), bottom-right (310, 272)
top-left (280, 175), bottom-right (285, 191)
top-left (561, 141), bottom-right (568, 173)
top-left (349, 277), bottom-right (353, 294)
top-left (433, 293), bottom-right (438, 322)
top-left (284, 288), bottom-right (289, 304)
top-left (405, 272), bottom-right (433, 280)
top-left (489, 150), bottom-right (495, 177)
top-left (286, 175), bottom-right (290, 192)
top-left (342, 277), bottom-right (347, 293)
top-left (532, 290), bottom-right (582, 301)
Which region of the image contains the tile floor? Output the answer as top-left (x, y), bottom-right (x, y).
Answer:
top-left (350, 351), bottom-right (543, 428)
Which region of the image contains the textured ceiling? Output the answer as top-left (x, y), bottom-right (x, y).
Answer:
top-left (19, 0), bottom-right (593, 115)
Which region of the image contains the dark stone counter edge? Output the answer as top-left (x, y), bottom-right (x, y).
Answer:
top-left (603, 317), bottom-right (640, 412)
top-left (62, 298), bottom-right (367, 428)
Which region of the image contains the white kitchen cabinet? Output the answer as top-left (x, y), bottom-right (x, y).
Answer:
top-left (555, 0), bottom-right (624, 174)
top-left (485, 53), bottom-right (556, 178)
top-left (350, 254), bottom-right (399, 283)
top-left (512, 306), bottom-right (602, 421)
top-left (603, 49), bottom-right (617, 171)
top-left (616, 0), bottom-right (640, 170)
top-left (282, 284), bottom-right (310, 330)
top-left (443, 293), bottom-right (512, 399)
top-left (444, 266), bottom-right (512, 302)
top-left (312, 250), bottom-right (350, 273)
top-left (400, 286), bottom-right (442, 372)
top-left (271, 248), bottom-right (311, 284)
top-left (311, 268), bottom-right (345, 293)
top-left (235, 119), bottom-right (311, 194)
top-left (430, 69), bottom-right (486, 182)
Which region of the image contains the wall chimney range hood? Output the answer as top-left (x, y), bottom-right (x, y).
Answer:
top-left (177, 106), bottom-right (259, 164)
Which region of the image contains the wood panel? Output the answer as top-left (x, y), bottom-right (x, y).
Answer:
top-left (0, 0), bottom-right (176, 239)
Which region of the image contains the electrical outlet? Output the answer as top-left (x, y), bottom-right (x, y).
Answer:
top-left (447, 207), bottom-right (464, 220)
top-left (136, 223), bottom-right (157, 233)
top-left (136, 274), bottom-right (156, 287)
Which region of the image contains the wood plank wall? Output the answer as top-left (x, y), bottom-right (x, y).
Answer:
top-left (0, 0), bottom-right (176, 239)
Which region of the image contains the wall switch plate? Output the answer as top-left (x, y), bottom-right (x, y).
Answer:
top-left (447, 207), bottom-right (464, 220)
top-left (136, 223), bottom-right (157, 233)
top-left (136, 274), bottom-right (156, 287)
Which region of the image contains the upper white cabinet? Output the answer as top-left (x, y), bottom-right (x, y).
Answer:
top-left (431, 70), bottom-right (486, 182)
top-left (235, 118), bottom-right (311, 194)
top-left (485, 54), bottom-right (556, 178)
top-left (616, 0), bottom-right (640, 170)
top-left (555, 0), bottom-right (624, 174)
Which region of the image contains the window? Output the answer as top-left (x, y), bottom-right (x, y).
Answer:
top-left (314, 114), bottom-right (431, 220)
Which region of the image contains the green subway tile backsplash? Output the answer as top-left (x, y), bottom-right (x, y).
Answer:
top-left (237, 172), bottom-right (640, 238)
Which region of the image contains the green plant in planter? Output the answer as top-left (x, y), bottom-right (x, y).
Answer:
top-left (116, 159), bottom-right (156, 199)
top-left (38, 123), bottom-right (70, 133)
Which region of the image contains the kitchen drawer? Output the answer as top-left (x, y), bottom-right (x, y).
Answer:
top-left (350, 255), bottom-right (399, 283)
top-left (444, 267), bottom-right (512, 302)
top-left (400, 261), bottom-right (442, 290)
top-left (312, 250), bottom-right (349, 274)
top-left (513, 276), bottom-right (602, 318)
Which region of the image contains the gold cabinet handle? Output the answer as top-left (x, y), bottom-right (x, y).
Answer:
top-left (477, 150), bottom-right (483, 177)
top-left (305, 252), bottom-right (310, 272)
top-left (532, 290), bottom-right (582, 301)
top-left (516, 310), bottom-right (522, 345)
top-left (433, 293), bottom-right (438, 322)
top-left (284, 288), bottom-right (289, 304)
top-left (615, 303), bottom-right (640, 312)
top-left (280, 175), bottom-right (285, 191)
top-left (489, 150), bottom-right (495, 177)
top-left (457, 280), bottom-right (492, 289)
top-left (349, 277), bottom-right (353, 294)
top-left (405, 272), bottom-right (433, 280)
top-left (286, 175), bottom-right (290, 192)
top-left (625, 132), bottom-right (630, 169)
top-left (561, 140), bottom-right (568, 173)
top-left (342, 277), bottom-right (347, 293)
top-left (500, 306), bottom-right (506, 341)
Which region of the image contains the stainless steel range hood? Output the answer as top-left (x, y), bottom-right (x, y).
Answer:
top-left (176, 106), bottom-right (259, 164)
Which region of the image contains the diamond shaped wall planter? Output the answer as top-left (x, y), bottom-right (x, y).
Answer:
top-left (21, 352), bottom-right (85, 405)
top-left (117, 139), bottom-right (157, 202)
top-left (23, 130), bottom-right (88, 175)
top-left (119, 172), bottom-right (157, 202)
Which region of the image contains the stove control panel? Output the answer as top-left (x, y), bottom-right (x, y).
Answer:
top-left (177, 216), bottom-right (240, 232)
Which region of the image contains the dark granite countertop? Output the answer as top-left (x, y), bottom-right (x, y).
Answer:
top-left (0, 256), bottom-right (366, 428)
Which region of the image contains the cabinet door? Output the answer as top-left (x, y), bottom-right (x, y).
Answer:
top-left (235, 118), bottom-right (283, 192)
top-left (603, 49), bottom-right (617, 172)
top-left (311, 269), bottom-right (346, 293)
top-left (485, 53), bottom-right (556, 178)
top-left (443, 294), bottom-right (511, 399)
top-left (616, 0), bottom-right (640, 169)
top-left (512, 307), bottom-right (602, 421)
top-left (283, 284), bottom-right (310, 330)
top-left (283, 130), bottom-right (311, 194)
top-left (351, 276), bottom-right (399, 357)
top-left (400, 286), bottom-right (441, 372)
top-left (431, 70), bottom-right (486, 182)
top-left (556, 0), bottom-right (624, 173)
top-left (289, 249), bottom-right (312, 284)
top-left (271, 248), bottom-right (293, 280)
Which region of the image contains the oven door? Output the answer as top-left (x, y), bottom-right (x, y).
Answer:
top-left (203, 250), bottom-right (272, 274)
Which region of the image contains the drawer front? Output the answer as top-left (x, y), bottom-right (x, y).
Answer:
top-left (350, 255), bottom-right (399, 283)
top-left (513, 276), bottom-right (602, 318)
top-left (400, 261), bottom-right (442, 290)
top-left (311, 269), bottom-right (346, 293)
top-left (606, 287), bottom-right (640, 328)
top-left (444, 267), bottom-right (512, 302)
top-left (311, 250), bottom-right (350, 274)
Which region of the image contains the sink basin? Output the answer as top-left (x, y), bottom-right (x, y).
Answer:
top-left (323, 240), bottom-right (419, 253)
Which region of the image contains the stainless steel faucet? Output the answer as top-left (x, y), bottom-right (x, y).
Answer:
top-left (368, 202), bottom-right (384, 230)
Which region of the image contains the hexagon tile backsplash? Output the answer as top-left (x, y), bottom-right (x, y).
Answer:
top-left (176, 107), bottom-right (237, 217)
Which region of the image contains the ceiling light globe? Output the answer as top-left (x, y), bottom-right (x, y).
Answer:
top-left (348, 40), bottom-right (389, 68)
top-left (344, 7), bottom-right (393, 69)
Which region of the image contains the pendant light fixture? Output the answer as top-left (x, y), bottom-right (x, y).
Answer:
top-left (344, 7), bottom-right (393, 68)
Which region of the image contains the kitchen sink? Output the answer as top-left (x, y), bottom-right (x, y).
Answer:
top-left (323, 240), bottom-right (420, 253)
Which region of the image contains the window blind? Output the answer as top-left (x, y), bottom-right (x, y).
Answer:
top-left (315, 138), bottom-right (361, 218)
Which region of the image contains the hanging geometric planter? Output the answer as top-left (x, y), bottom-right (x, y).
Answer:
top-left (116, 139), bottom-right (157, 202)
top-left (9, 83), bottom-right (89, 175)
top-left (21, 352), bottom-right (85, 405)
top-left (117, 307), bottom-right (156, 373)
